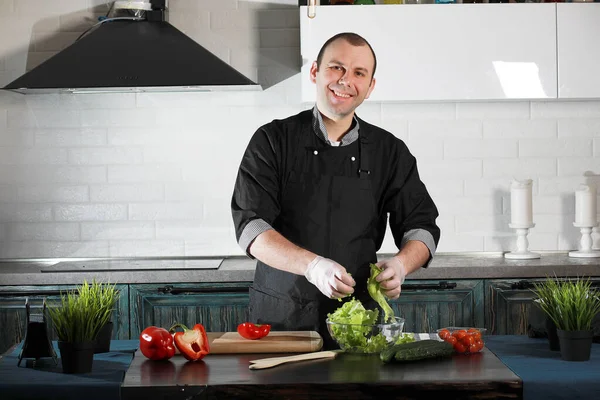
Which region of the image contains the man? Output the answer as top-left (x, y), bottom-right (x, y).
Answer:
top-left (231, 32), bottom-right (440, 349)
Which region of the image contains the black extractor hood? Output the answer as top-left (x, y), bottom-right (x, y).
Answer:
top-left (3, 0), bottom-right (261, 94)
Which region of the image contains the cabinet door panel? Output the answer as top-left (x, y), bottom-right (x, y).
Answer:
top-left (557, 3), bottom-right (600, 98)
top-left (0, 284), bottom-right (129, 355)
top-left (390, 279), bottom-right (484, 333)
top-left (130, 283), bottom-right (251, 338)
top-left (301, 4), bottom-right (557, 102)
top-left (485, 279), bottom-right (600, 337)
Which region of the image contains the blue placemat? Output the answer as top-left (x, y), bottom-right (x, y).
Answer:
top-left (0, 340), bottom-right (138, 400)
top-left (485, 335), bottom-right (600, 400)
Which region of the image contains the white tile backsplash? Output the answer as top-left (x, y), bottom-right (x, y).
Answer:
top-left (483, 158), bottom-right (557, 178)
top-left (90, 184), bottom-right (164, 203)
top-left (0, 185), bottom-right (17, 203)
top-left (531, 101), bottom-right (600, 119)
top-left (0, 204), bottom-right (53, 222)
top-left (483, 119), bottom-right (557, 139)
top-left (129, 203), bottom-right (204, 221)
top-left (17, 185), bottom-right (89, 203)
top-left (456, 101), bottom-right (530, 120)
top-left (557, 119), bottom-right (600, 138)
top-left (81, 221), bottom-right (154, 241)
top-left (0, 0), bottom-right (598, 258)
top-left (444, 138), bottom-right (518, 159)
top-left (54, 204), bottom-right (127, 222)
top-left (0, 148), bottom-right (67, 165)
top-left (519, 138), bottom-right (593, 158)
top-left (34, 128), bottom-right (107, 147)
top-left (8, 222), bottom-right (80, 241)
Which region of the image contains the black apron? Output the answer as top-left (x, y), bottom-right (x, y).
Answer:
top-left (249, 123), bottom-right (380, 350)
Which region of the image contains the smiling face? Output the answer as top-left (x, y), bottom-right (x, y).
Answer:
top-left (310, 38), bottom-right (376, 123)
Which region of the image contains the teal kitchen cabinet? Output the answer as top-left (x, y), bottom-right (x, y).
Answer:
top-left (485, 278), bottom-right (600, 336)
top-left (0, 284), bottom-right (129, 355)
top-left (390, 279), bottom-right (485, 333)
top-left (129, 282), bottom-right (251, 338)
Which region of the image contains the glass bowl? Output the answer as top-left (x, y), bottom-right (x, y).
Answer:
top-left (436, 327), bottom-right (487, 354)
top-left (326, 316), bottom-right (405, 353)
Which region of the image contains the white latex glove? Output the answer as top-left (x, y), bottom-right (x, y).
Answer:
top-left (375, 257), bottom-right (406, 300)
top-left (304, 256), bottom-right (355, 299)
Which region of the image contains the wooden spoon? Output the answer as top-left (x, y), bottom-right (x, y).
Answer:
top-left (249, 350), bottom-right (338, 370)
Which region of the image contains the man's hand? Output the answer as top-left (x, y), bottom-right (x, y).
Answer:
top-left (375, 257), bottom-right (406, 300)
top-left (304, 256), bottom-right (355, 299)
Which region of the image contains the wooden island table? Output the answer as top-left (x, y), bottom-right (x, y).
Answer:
top-left (121, 346), bottom-right (522, 400)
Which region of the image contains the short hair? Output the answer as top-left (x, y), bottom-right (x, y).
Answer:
top-left (315, 32), bottom-right (377, 80)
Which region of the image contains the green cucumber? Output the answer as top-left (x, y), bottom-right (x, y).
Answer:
top-left (380, 340), bottom-right (454, 363)
top-left (380, 343), bottom-right (398, 363)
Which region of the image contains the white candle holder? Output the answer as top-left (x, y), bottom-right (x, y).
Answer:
top-left (505, 223), bottom-right (540, 259)
top-left (568, 223), bottom-right (600, 258)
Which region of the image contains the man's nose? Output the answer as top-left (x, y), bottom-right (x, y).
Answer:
top-left (338, 70), bottom-right (351, 85)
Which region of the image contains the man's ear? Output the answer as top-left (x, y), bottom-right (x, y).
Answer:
top-left (365, 77), bottom-right (376, 100)
top-left (309, 61), bottom-right (318, 84)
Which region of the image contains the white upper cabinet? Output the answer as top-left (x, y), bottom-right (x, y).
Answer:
top-left (557, 3), bottom-right (600, 99)
top-left (300, 4), bottom-right (558, 103)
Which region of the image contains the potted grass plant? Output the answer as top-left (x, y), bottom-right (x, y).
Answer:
top-left (47, 279), bottom-right (116, 373)
top-left (532, 277), bottom-right (562, 351)
top-left (89, 280), bottom-right (120, 354)
top-left (533, 276), bottom-right (600, 361)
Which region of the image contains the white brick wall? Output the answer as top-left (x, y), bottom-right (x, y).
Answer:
top-left (0, 0), bottom-right (598, 258)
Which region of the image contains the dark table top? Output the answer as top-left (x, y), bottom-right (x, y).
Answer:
top-left (485, 335), bottom-right (600, 400)
top-left (0, 340), bottom-right (137, 400)
top-left (122, 345), bottom-right (522, 400)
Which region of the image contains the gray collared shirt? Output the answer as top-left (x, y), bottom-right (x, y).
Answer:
top-left (311, 105), bottom-right (360, 146)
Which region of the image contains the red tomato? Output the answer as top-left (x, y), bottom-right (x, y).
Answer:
top-left (237, 322), bottom-right (271, 340)
top-left (461, 335), bottom-right (475, 346)
top-left (474, 340), bottom-right (484, 351)
top-left (438, 329), bottom-right (451, 341)
top-left (469, 343), bottom-right (480, 353)
top-left (454, 342), bottom-right (467, 354)
top-left (453, 330), bottom-right (467, 341)
top-left (446, 336), bottom-right (457, 345)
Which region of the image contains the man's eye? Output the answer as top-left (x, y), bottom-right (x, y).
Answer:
top-left (356, 72), bottom-right (364, 77)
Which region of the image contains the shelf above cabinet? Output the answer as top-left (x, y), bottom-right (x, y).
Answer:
top-left (300, 4), bottom-right (558, 102)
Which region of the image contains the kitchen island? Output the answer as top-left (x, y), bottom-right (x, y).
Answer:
top-left (121, 345), bottom-right (522, 400)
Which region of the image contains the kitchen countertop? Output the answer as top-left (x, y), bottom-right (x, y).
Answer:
top-left (0, 252), bottom-right (599, 286)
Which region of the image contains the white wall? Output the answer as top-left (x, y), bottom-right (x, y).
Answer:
top-left (0, 0), bottom-right (598, 259)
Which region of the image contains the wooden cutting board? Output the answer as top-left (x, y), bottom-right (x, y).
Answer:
top-left (203, 331), bottom-right (323, 354)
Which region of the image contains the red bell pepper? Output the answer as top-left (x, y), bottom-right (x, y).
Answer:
top-left (237, 322), bottom-right (271, 340)
top-left (169, 323), bottom-right (210, 361)
top-left (139, 326), bottom-right (176, 361)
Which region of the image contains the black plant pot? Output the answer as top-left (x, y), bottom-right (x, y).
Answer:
top-left (545, 317), bottom-right (560, 351)
top-left (556, 329), bottom-right (593, 362)
top-left (94, 321), bottom-right (113, 354)
top-left (58, 341), bottom-right (95, 374)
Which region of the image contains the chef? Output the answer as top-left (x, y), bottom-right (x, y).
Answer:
top-left (231, 32), bottom-right (440, 349)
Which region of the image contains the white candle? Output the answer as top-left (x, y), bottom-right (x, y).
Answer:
top-left (510, 179), bottom-right (533, 226)
top-left (575, 184), bottom-right (597, 226)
